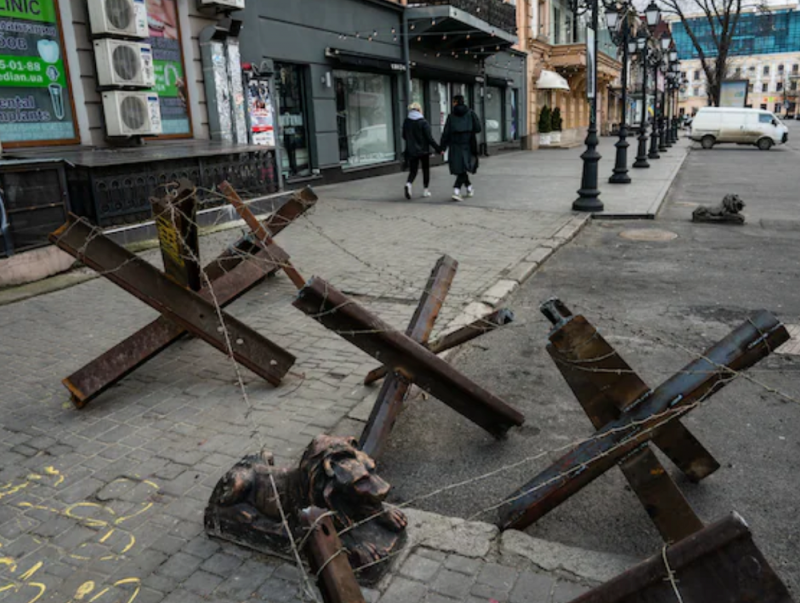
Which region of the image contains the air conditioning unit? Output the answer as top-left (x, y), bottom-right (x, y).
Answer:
top-left (95, 39), bottom-right (155, 87)
top-left (89, 0), bottom-right (149, 38)
top-left (102, 91), bottom-right (162, 136)
top-left (198, 0), bottom-right (244, 10)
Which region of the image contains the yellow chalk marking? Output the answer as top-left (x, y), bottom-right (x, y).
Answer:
top-left (99, 529), bottom-right (114, 544)
top-left (88, 577), bottom-right (141, 603)
top-left (0, 557), bottom-right (17, 572)
top-left (0, 482), bottom-right (30, 501)
top-left (75, 581), bottom-right (95, 600)
top-left (19, 561), bottom-right (43, 580)
top-left (43, 467), bottom-right (64, 487)
top-left (115, 503), bottom-right (152, 525)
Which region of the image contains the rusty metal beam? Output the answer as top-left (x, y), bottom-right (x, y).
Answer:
top-left (543, 298), bottom-right (720, 483)
top-left (203, 186), bottom-right (317, 282)
top-left (360, 255), bottom-right (458, 458)
top-left (363, 308), bottom-right (515, 385)
top-left (151, 179), bottom-right (201, 291)
top-left (498, 310), bottom-right (789, 531)
top-left (50, 215), bottom-right (295, 396)
top-left (568, 513), bottom-right (794, 603)
top-left (542, 301), bottom-right (706, 542)
top-left (220, 181), bottom-right (306, 289)
top-left (56, 190), bottom-right (314, 408)
top-left (300, 507), bottom-right (366, 603)
top-left (293, 276), bottom-right (524, 438)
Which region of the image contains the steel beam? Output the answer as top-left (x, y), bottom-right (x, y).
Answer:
top-left (51, 215), bottom-right (295, 395)
top-left (56, 189), bottom-right (314, 408)
top-left (498, 310), bottom-right (789, 531)
top-left (204, 187), bottom-right (317, 281)
top-left (220, 181), bottom-right (306, 289)
top-left (293, 277), bottom-right (524, 438)
top-left (360, 255), bottom-right (458, 458)
top-left (363, 308), bottom-right (515, 385)
top-left (567, 513), bottom-right (794, 603)
top-left (543, 298), bottom-right (719, 482)
top-left (300, 507), bottom-right (366, 603)
top-left (151, 179), bottom-right (201, 291)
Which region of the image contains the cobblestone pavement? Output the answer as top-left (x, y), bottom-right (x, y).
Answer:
top-left (0, 187), bottom-right (586, 602)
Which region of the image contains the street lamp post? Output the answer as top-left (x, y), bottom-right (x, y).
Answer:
top-left (573, 0), bottom-right (603, 212)
top-left (658, 34), bottom-right (671, 152)
top-left (664, 72), bottom-right (674, 147)
top-left (633, 30), bottom-right (651, 168)
top-left (633, 0), bottom-right (661, 168)
top-left (608, 5), bottom-right (635, 184)
top-left (648, 51), bottom-right (662, 159)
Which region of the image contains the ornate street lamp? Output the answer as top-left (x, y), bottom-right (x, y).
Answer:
top-left (573, 0), bottom-right (604, 211)
top-left (648, 47), bottom-right (662, 160)
top-left (607, 3), bottom-right (635, 184)
top-left (658, 33), bottom-right (671, 152)
top-left (633, 29), bottom-right (651, 168)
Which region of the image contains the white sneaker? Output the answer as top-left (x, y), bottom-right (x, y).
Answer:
top-left (422, 189), bottom-right (432, 197)
top-left (451, 190), bottom-right (463, 202)
top-left (404, 183), bottom-right (412, 200)
top-left (466, 186), bottom-right (474, 198)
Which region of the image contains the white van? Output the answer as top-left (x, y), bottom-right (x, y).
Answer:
top-left (690, 107), bottom-right (789, 150)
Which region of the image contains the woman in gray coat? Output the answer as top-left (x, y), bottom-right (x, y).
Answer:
top-left (440, 95), bottom-right (482, 202)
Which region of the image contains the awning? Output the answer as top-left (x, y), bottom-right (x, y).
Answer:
top-left (537, 70), bottom-right (570, 91)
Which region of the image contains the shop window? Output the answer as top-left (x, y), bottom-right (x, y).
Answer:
top-left (275, 63), bottom-right (311, 180)
top-left (334, 70), bottom-right (395, 167)
top-left (435, 81), bottom-right (451, 128)
top-left (774, 103), bottom-right (781, 114)
top-left (0, 0), bottom-right (78, 145)
top-left (510, 89), bottom-right (519, 140)
top-left (146, 0), bottom-right (191, 136)
top-left (760, 103), bottom-right (767, 110)
top-left (485, 86), bottom-right (504, 144)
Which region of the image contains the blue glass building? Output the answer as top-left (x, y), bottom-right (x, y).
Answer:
top-left (672, 9), bottom-right (800, 60)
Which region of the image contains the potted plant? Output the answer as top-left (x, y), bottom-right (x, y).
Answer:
top-left (538, 106), bottom-right (552, 146)
top-left (551, 107), bottom-right (563, 144)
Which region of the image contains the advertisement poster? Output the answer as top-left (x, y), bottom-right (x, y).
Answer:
top-left (146, 0), bottom-right (190, 135)
top-left (720, 80), bottom-right (748, 108)
top-left (247, 79), bottom-right (275, 146)
top-left (0, 0), bottom-right (76, 143)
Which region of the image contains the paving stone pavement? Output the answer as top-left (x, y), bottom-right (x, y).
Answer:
top-left (0, 188), bottom-right (589, 601)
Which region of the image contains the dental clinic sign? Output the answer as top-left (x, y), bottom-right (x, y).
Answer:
top-left (0, 0), bottom-right (76, 143)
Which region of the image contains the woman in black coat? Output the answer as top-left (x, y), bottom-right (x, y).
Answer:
top-left (440, 95), bottom-right (482, 202)
top-left (402, 102), bottom-right (441, 199)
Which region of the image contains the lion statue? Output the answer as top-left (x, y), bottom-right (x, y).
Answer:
top-left (204, 435), bottom-right (406, 583)
top-left (692, 194), bottom-right (746, 224)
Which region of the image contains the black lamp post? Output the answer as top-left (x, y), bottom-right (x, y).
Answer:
top-left (664, 71), bottom-right (674, 147)
top-left (573, 0), bottom-right (603, 211)
top-left (648, 49), bottom-right (662, 159)
top-left (633, 1), bottom-right (661, 168)
top-left (669, 49), bottom-right (679, 142)
top-left (607, 5), bottom-right (635, 184)
top-left (657, 34), bottom-right (671, 152)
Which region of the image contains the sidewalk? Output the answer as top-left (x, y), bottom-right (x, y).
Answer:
top-left (0, 141), bottom-right (687, 603)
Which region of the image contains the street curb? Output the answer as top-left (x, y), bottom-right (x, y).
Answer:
top-left (646, 140), bottom-right (692, 218)
top-left (591, 139), bottom-right (691, 220)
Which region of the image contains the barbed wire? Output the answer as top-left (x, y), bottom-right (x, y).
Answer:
top-left (37, 179), bottom-right (800, 603)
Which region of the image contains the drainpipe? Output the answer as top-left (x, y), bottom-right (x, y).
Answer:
top-left (480, 59), bottom-right (488, 156)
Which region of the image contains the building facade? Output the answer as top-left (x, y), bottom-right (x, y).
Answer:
top-left (0, 0), bottom-right (525, 261)
top-left (671, 7), bottom-right (800, 117)
top-left (518, 0), bottom-right (622, 148)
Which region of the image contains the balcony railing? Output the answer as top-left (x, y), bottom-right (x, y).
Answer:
top-left (420, 0), bottom-right (518, 35)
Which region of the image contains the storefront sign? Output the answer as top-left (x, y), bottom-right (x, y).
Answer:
top-left (146, 0), bottom-right (189, 135)
top-left (0, 0), bottom-right (76, 143)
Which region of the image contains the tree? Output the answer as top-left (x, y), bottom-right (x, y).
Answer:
top-left (660, 0), bottom-right (766, 106)
top-left (538, 106), bottom-right (552, 133)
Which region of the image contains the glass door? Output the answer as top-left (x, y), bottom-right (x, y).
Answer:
top-left (275, 63), bottom-right (311, 180)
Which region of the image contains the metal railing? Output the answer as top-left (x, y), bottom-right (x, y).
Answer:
top-left (420, 0), bottom-right (518, 35)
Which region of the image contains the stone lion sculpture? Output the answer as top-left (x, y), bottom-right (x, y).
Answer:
top-left (204, 435), bottom-right (406, 583)
top-left (692, 194), bottom-right (746, 224)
